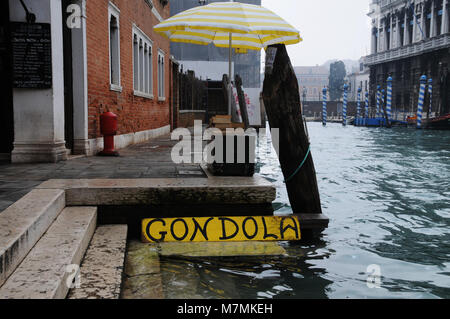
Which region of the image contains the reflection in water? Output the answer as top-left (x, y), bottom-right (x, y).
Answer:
top-left (160, 123), bottom-right (450, 299)
top-left (161, 245), bottom-right (332, 299)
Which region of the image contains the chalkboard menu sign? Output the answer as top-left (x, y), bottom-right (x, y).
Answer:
top-left (11, 22), bottom-right (52, 89)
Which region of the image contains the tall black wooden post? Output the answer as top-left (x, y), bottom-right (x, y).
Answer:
top-left (262, 44), bottom-right (323, 216)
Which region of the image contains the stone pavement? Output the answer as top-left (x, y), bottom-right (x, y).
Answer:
top-left (0, 134), bottom-right (205, 213)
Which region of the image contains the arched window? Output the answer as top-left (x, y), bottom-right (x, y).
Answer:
top-left (139, 39), bottom-right (144, 92)
top-left (108, 3), bottom-right (121, 90)
top-left (158, 51), bottom-right (165, 99)
top-left (133, 34), bottom-right (139, 90)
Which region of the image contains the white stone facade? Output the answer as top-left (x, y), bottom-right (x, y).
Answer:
top-left (367, 0), bottom-right (449, 64)
top-left (346, 59), bottom-right (370, 102)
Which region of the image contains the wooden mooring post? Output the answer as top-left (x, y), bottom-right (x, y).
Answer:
top-left (262, 44), bottom-right (323, 218)
top-left (222, 74), bottom-right (231, 116)
top-left (235, 74), bottom-right (250, 129)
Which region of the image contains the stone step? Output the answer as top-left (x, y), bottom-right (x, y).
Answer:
top-left (0, 189), bottom-right (66, 287)
top-left (67, 225), bottom-right (128, 299)
top-left (0, 207), bottom-right (97, 299)
top-left (37, 177), bottom-right (276, 206)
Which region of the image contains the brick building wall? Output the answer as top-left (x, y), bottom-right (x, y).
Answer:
top-left (86, 0), bottom-right (171, 140)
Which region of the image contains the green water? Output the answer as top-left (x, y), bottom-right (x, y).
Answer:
top-left (160, 122), bottom-right (450, 299)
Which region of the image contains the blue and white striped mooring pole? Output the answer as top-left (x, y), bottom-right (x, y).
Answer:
top-left (416, 75), bottom-right (427, 129)
top-left (365, 91), bottom-right (369, 125)
top-left (386, 76), bottom-right (393, 122)
top-left (428, 78), bottom-right (433, 118)
top-left (376, 85), bottom-right (381, 119)
top-left (357, 87), bottom-right (362, 125)
top-left (322, 87), bottom-right (327, 126)
top-left (342, 84), bottom-right (348, 126)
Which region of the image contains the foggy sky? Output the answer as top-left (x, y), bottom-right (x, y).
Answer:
top-left (262, 0), bottom-right (371, 66)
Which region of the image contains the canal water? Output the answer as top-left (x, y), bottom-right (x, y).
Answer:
top-left (160, 122), bottom-right (450, 299)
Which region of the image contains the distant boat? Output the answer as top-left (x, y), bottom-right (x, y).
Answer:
top-left (352, 117), bottom-right (407, 127)
top-left (407, 114), bottom-right (450, 130)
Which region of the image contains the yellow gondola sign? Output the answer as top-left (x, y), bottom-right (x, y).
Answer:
top-left (142, 216), bottom-right (301, 243)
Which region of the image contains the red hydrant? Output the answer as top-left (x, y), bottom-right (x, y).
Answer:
top-left (98, 111), bottom-right (119, 156)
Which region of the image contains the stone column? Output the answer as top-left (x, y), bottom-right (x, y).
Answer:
top-left (404, 9), bottom-right (410, 45)
top-left (421, 1), bottom-right (426, 39)
top-left (413, 6), bottom-right (418, 42)
top-left (442, 0), bottom-right (448, 34)
top-left (9, 0), bottom-right (68, 163)
top-left (371, 27), bottom-right (377, 54)
top-left (430, 0), bottom-right (436, 37)
top-left (384, 19), bottom-right (389, 50)
top-left (396, 14), bottom-right (401, 48)
top-left (390, 15), bottom-right (394, 49)
top-left (72, 0), bottom-right (89, 155)
top-left (377, 18), bottom-right (382, 52)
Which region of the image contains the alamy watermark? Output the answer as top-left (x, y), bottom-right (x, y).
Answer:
top-left (170, 120), bottom-right (280, 164)
top-left (66, 4), bottom-right (83, 29)
top-left (366, 264), bottom-right (382, 289)
top-left (65, 264), bottom-right (81, 289)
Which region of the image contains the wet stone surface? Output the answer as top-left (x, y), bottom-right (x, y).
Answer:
top-left (159, 242), bottom-right (287, 258)
top-left (0, 135), bottom-right (206, 213)
top-left (120, 240), bottom-right (290, 299)
top-left (121, 241), bottom-right (164, 299)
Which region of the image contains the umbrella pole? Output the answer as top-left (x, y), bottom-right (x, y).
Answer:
top-left (228, 32), bottom-right (232, 116)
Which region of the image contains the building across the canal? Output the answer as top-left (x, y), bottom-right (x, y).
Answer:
top-left (294, 66), bottom-right (329, 102)
top-left (365, 0), bottom-right (450, 117)
top-left (346, 58), bottom-right (370, 102)
top-left (0, 0), bottom-right (176, 163)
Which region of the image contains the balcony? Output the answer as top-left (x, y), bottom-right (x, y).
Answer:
top-left (379, 0), bottom-right (405, 9)
top-left (365, 34), bottom-right (450, 65)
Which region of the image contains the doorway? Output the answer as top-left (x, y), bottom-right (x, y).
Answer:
top-left (0, 1), bottom-right (14, 157)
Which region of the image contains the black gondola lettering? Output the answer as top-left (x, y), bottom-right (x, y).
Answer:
top-left (262, 217), bottom-right (278, 240)
top-left (146, 219), bottom-right (167, 242)
top-left (280, 217), bottom-right (300, 239)
top-left (242, 217), bottom-right (258, 239)
top-left (170, 218), bottom-right (189, 241)
top-left (219, 217), bottom-right (239, 240)
top-left (190, 217), bottom-right (214, 241)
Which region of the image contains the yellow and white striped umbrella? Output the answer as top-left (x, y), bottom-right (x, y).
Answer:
top-left (154, 1), bottom-right (301, 115)
top-left (154, 1), bottom-right (302, 51)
